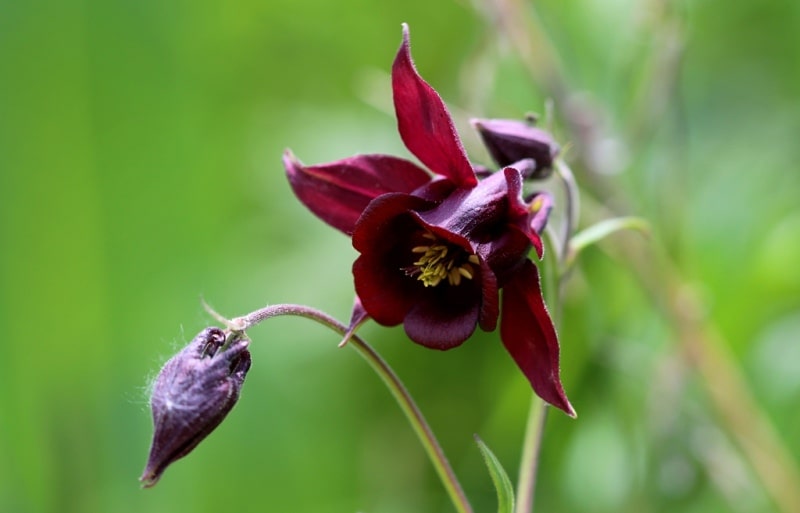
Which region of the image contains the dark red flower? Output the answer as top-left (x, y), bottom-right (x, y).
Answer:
top-left (284, 24), bottom-right (573, 416)
top-left (471, 118), bottom-right (560, 178)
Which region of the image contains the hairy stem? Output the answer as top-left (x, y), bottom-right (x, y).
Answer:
top-left (230, 304), bottom-right (474, 513)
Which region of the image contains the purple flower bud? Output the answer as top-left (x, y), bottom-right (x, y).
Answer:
top-left (140, 327), bottom-right (251, 488)
top-left (471, 118), bottom-right (560, 178)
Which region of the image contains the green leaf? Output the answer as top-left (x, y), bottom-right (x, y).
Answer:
top-left (474, 435), bottom-right (515, 513)
top-left (569, 216), bottom-right (650, 258)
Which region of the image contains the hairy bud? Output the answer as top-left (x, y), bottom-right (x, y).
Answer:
top-left (471, 118), bottom-right (560, 178)
top-left (140, 327), bottom-right (251, 488)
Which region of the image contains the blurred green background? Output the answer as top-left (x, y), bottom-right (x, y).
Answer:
top-left (2, 0), bottom-right (799, 512)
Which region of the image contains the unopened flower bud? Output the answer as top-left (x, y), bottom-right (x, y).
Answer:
top-left (471, 118), bottom-right (560, 178)
top-left (140, 327), bottom-right (251, 488)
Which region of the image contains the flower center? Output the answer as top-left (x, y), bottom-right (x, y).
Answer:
top-left (404, 232), bottom-right (479, 287)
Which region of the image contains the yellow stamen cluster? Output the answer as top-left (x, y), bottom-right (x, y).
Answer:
top-left (529, 195), bottom-right (544, 213)
top-left (408, 232), bottom-right (480, 287)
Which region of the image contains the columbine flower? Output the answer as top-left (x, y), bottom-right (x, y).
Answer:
top-left (284, 24), bottom-right (573, 416)
top-left (471, 118), bottom-right (560, 178)
top-left (140, 327), bottom-right (251, 487)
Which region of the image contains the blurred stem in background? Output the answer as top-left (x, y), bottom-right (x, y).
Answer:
top-left (479, 1), bottom-right (800, 512)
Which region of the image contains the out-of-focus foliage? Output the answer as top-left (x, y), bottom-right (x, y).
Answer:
top-left (1, 0), bottom-right (798, 512)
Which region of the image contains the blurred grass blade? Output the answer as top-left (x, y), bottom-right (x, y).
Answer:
top-left (569, 216), bottom-right (650, 259)
top-left (474, 435), bottom-right (515, 513)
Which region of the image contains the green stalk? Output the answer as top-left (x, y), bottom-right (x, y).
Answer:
top-left (514, 158), bottom-right (578, 513)
top-left (513, 395), bottom-right (548, 513)
top-left (228, 304), bottom-right (474, 513)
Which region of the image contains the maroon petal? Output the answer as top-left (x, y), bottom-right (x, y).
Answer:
top-left (500, 260), bottom-right (575, 416)
top-left (392, 24), bottom-right (477, 188)
top-left (354, 252), bottom-right (415, 327)
top-left (284, 150), bottom-right (431, 235)
top-left (503, 167), bottom-right (545, 258)
top-left (503, 167), bottom-right (527, 218)
top-left (352, 193), bottom-right (434, 326)
top-left (404, 284), bottom-right (481, 349)
top-left (528, 191), bottom-right (553, 244)
top-left (475, 225), bottom-right (531, 286)
top-left (477, 258), bottom-right (499, 332)
top-left (410, 176), bottom-right (458, 203)
top-left (416, 170), bottom-right (509, 239)
top-left (352, 192), bottom-right (434, 252)
top-left (471, 118), bottom-right (560, 175)
top-left (512, 191), bottom-right (552, 260)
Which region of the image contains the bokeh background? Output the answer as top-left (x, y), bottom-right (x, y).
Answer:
top-left (2, 0), bottom-right (799, 512)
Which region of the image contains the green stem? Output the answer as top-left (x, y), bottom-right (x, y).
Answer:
top-left (555, 159), bottom-right (580, 263)
top-left (513, 396), bottom-right (548, 513)
top-left (229, 304), bottom-right (474, 513)
top-left (514, 158), bottom-right (577, 513)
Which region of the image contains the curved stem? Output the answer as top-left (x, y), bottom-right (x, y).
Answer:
top-left (555, 159), bottom-right (579, 264)
top-left (229, 304), bottom-right (474, 513)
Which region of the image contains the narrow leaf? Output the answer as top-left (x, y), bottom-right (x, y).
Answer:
top-left (474, 435), bottom-right (515, 513)
top-left (570, 216), bottom-right (650, 257)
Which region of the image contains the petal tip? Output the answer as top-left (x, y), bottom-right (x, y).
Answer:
top-left (391, 24), bottom-right (476, 187)
top-left (282, 149), bottom-right (302, 173)
top-left (397, 23), bottom-right (411, 60)
top-left (139, 469), bottom-right (160, 489)
top-left (555, 396), bottom-right (577, 418)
